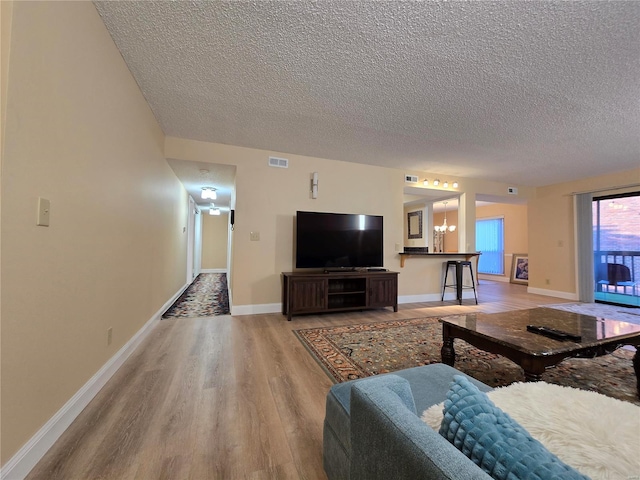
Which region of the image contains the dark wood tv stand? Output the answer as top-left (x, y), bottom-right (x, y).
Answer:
top-left (282, 271), bottom-right (398, 321)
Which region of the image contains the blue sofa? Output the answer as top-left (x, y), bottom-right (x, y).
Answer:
top-left (322, 363), bottom-right (494, 480)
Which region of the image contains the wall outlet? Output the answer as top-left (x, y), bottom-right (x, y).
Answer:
top-left (107, 327), bottom-right (113, 345)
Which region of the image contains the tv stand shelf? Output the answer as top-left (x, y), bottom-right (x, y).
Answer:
top-left (282, 271), bottom-right (398, 321)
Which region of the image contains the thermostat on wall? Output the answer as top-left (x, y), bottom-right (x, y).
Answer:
top-left (508, 186), bottom-right (518, 195)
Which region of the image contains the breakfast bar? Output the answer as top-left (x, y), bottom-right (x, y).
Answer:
top-left (398, 250), bottom-right (480, 268)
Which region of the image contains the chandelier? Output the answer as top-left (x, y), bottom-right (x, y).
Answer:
top-left (434, 201), bottom-right (456, 233)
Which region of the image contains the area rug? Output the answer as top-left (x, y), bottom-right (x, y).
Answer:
top-left (294, 317), bottom-right (639, 405)
top-left (544, 302), bottom-right (640, 324)
top-left (163, 273), bottom-right (230, 317)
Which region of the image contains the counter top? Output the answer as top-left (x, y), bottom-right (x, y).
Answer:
top-left (398, 251), bottom-right (480, 267)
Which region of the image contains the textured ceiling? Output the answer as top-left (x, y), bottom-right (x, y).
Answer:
top-left (94, 1), bottom-right (640, 188)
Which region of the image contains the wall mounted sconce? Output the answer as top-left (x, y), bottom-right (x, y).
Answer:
top-left (423, 179), bottom-right (429, 186)
top-left (311, 172), bottom-right (319, 199)
top-left (443, 181), bottom-right (449, 188)
top-left (201, 187), bottom-right (217, 200)
top-left (453, 181), bottom-right (459, 188)
top-left (433, 179), bottom-right (440, 186)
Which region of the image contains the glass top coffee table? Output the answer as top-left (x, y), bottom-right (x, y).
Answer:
top-left (440, 307), bottom-right (640, 395)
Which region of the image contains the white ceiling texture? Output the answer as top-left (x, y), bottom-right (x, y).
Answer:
top-left (94, 1), bottom-right (640, 211)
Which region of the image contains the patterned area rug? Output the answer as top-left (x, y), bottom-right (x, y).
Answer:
top-left (544, 302), bottom-right (640, 324)
top-left (294, 317), bottom-right (639, 405)
top-left (163, 273), bottom-right (230, 317)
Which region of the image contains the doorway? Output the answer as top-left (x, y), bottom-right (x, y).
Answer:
top-left (592, 192), bottom-right (639, 307)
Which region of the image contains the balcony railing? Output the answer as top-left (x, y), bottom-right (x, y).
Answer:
top-left (594, 251), bottom-right (639, 304)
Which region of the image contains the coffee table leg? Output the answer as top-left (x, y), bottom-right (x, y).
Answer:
top-left (634, 348), bottom-right (640, 397)
top-left (523, 370), bottom-right (543, 382)
top-left (441, 325), bottom-right (455, 366)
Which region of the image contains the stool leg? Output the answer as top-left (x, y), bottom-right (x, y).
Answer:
top-left (469, 265), bottom-right (478, 304)
top-left (456, 263), bottom-right (463, 305)
top-left (441, 264), bottom-right (450, 301)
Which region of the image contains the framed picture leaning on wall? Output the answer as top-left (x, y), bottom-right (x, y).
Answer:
top-left (510, 254), bottom-right (529, 285)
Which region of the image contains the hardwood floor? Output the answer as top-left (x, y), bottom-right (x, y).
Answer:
top-left (26, 281), bottom-right (570, 480)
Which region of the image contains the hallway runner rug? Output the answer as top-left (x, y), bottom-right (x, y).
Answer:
top-left (163, 273), bottom-right (230, 317)
top-left (294, 316), bottom-right (639, 405)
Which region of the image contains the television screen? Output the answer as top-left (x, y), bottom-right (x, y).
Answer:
top-left (295, 211), bottom-right (383, 269)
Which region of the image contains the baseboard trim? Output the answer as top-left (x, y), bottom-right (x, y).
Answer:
top-left (0, 282), bottom-right (190, 480)
top-left (230, 303), bottom-right (281, 316)
top-left (527, 287), bottom-right (579, 300)
top-left (399, 292), bottom-right (477, 304)
top-left (478, 274), bottom-right (510, 283)
top-left (200, 268), bottom-right (227, 274)
top-left (231, 292), bottom-right (480, 315)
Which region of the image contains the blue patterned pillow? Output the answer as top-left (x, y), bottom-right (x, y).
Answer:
top-left (439, 376), bottom-right (590, 480)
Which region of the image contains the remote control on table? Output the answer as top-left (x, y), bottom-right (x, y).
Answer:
top-left (526, 325), bottom-right (582, 342)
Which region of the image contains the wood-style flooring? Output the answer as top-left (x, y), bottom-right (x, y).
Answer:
top-left (26, 280), bottom-right (570, 480)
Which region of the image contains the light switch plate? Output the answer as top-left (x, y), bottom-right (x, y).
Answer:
top-left (250, 231), bottom-right (260, 241)
top-left (37, 197), bottom-right (50, 226)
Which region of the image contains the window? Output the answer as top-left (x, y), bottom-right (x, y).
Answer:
top-left (476, 217), bottom-right (504, 275)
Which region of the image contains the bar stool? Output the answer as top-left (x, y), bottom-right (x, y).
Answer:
top-left (441, 260), bottom-right (478, 305)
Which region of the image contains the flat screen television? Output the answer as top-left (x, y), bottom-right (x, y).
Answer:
top-left (295, 211), bottom-right (384, 269)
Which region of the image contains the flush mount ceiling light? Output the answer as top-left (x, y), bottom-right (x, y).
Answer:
top-left (209, 203), bottom-right (221, 215)
top-left (201, 187), bottom-right (217, 200)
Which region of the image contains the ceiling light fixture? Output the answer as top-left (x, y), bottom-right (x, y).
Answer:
top-left (434, 201), bottom-right (456, 233)
top-left (209, 203), bottom-right (221, 215)
top-left (201, 187), bottom-right (217, 200)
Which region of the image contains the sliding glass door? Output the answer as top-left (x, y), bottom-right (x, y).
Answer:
top-left (592, 192), bottom-right (640, 307)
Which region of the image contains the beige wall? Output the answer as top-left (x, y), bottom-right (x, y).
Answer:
top-left (166, 137), bottom-right (539, 304)
top-left (403, 204), bottom-right (428, 248)
top-left (202, 212), bottom-right (229, 270)
top-left (1, 2), bottom-right (187, 464)
top-left (529, 168), bottom-right (640, 296)
top-left (165, 137), bottom-right (409, 307)
top-left (3, 0), bottom-right (635, 467)
top-left (433, 210), bottom-right (459, 252)
top-left (476, 203), bottom-right (528, 279)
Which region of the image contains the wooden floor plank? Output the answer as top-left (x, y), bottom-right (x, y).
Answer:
top-left (26, 281), bottom-right (569, 480)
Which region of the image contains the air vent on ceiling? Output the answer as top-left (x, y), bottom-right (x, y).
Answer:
top-left (269, 156), bottom-right (289, 168)
top-left (405, 174), bottom-right (419, 183)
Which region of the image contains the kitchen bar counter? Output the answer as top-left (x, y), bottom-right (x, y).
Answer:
top-left (398, 251), bottom-right (480, 268)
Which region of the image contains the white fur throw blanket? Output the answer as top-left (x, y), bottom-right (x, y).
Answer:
top-left (421, 382), bottom-right (640, 479)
